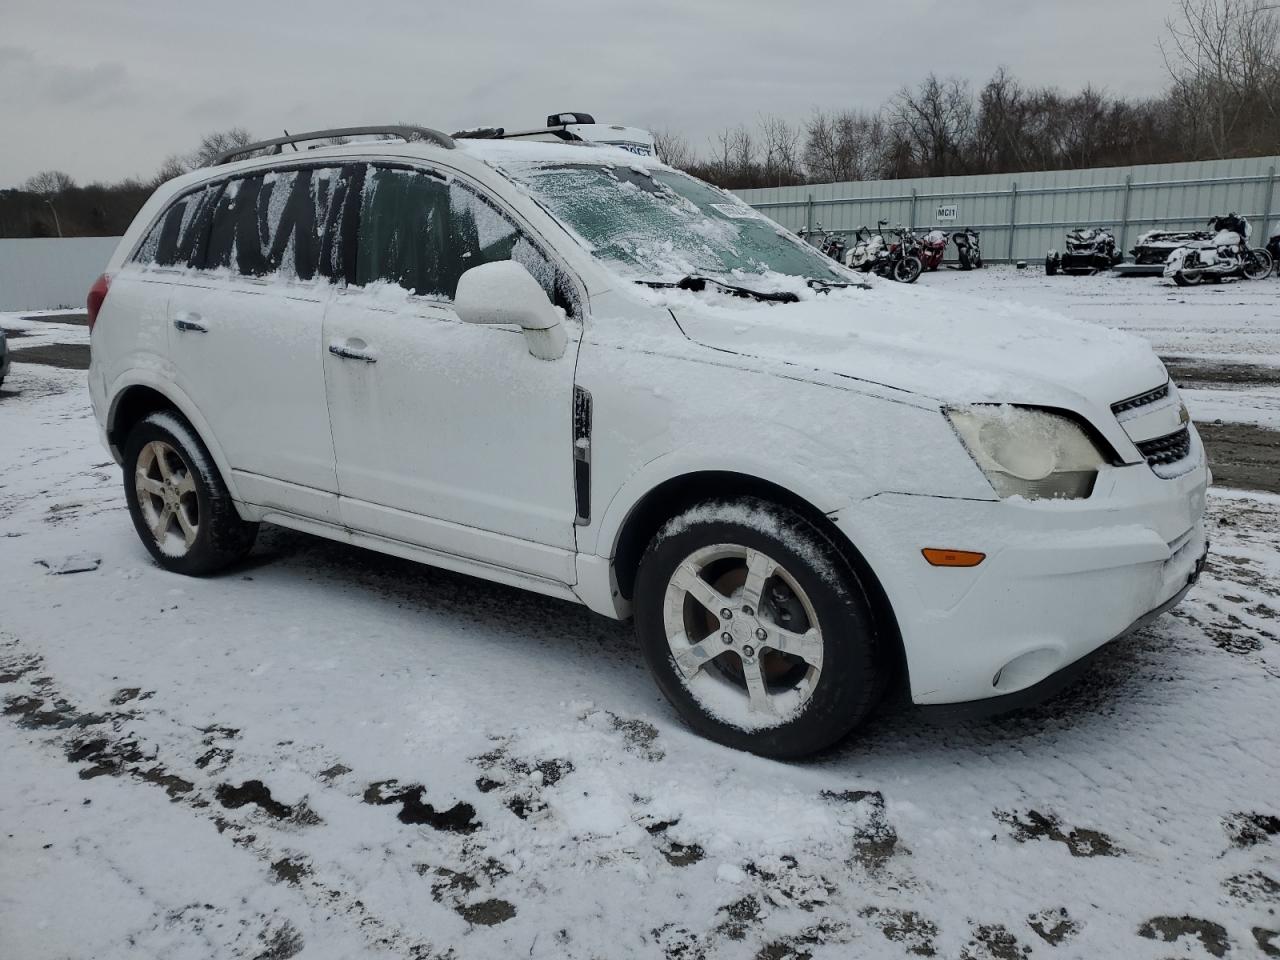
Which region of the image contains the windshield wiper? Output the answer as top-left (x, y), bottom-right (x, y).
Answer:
top-left (639, 275), bottom-right (800, 303)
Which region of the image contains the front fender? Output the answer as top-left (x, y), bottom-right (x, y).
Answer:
top-left (1163, 248), bottom-right (1188, 276)
top-left (590, 440), bottom-right (866, 562)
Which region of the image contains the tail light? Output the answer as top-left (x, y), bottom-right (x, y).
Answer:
top-left (87, 273), bottom-right (111, 331)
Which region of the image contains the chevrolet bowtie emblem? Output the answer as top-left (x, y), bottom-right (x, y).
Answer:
top-left (1179, 403), bottom-right (1191, 425)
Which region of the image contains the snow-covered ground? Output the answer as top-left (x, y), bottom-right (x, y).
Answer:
top-left (2, 270), bottom-right (1279, 959)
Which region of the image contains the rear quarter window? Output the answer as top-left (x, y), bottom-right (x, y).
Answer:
top-left (132, 183), bottom-right (222, 268)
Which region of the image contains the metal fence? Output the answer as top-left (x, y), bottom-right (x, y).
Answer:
top-left (0, 237), bottom-right (118, 311)
top-left (735, 156), bottom-right (1280, 264)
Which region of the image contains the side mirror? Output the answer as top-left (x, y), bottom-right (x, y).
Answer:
top-left (454, 261), bottom-right (567, 361)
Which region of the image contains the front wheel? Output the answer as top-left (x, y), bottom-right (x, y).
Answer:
top-left (123, 412), bottom-right (258, 575)
top-left (633, 499), bottom-right (885, 758)
top-left (1243, 249), bottom-right (1274, 281)
top-left (893, 256), bottom-right (923, 283)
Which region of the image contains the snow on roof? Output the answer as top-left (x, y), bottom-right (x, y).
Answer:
top-left (455, 138), bottom-right (670, 171)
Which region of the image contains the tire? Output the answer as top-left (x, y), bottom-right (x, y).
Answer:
top-left (123, 411), bottom-right (258, 575)
top-left (1243, 249), bottom-right (1273, 281)
top-left (1045, 256), bottom-right (1058, 276)
top-left (893, 256), bottom-right (922, 284)
top-left (633, 498), bottom-right (885, 758)
top-left (1173, 270), bottom-right (1203, 286)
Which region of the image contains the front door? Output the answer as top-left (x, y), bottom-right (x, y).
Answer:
top-left (322, 163), bottom-right (580, 582)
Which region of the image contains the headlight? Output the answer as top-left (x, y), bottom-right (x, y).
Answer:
top-left (946, 406), bottom-right (1105, 500)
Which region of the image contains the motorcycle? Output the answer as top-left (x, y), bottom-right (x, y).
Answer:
top-left (918, 229), bottom-right (948, 271)
top-left (846, 221), bottom-right (922, 283)
top-left (846, 221), bottom-right (889, 272)
top-left (797, 222), bottom-right (846, 263)
top-left (1268, 232), bottom-right (1280, 273)
top-left (950, 228), bottom-right (983, 270)
top-left (1163, 213), bottom-right (1274, 286)
top-left (1045, 227), bottom-right (1123, 275)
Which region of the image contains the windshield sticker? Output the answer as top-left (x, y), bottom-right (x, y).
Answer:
top-left (710, 203), bottom-right (761, 220)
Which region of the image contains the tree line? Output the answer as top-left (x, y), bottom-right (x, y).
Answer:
top-left (0, 130), bottom-right (253, 239)
top-left (658, 0), bottom-right (1279, 188)
top-left (2, 0), bottom-right (1276, 236)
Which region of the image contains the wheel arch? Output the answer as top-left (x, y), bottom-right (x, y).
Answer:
top-left (106, 376), bottom-right (246, 507)
top-left (608, 469), bottom-right (908, 695)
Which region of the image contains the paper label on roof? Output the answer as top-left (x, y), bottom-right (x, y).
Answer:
top-left (711, 203), bottom-right (761, 220)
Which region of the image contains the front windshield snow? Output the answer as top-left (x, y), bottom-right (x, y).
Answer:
top-left (504, 162), bottom-right (845, 285)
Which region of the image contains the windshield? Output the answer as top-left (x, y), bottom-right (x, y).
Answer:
top-left (503, 162), bottom-right (846, 285)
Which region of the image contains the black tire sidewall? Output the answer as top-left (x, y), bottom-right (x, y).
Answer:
top-left (122, 414), bottom-right (242, 575)
top-left (634, 503), bottom-right (882, 759)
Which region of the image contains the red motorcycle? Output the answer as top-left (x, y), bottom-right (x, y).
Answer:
top-left (918, 230), bottom-right (948, 271)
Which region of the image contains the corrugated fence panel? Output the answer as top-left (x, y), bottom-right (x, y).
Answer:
top-left (738, 156), bottom-right (1280, 263)
top-left (0, 237), bottom-right (119, 311)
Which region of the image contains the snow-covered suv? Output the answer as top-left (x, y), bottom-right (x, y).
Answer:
top-left (87, 125), bottom-right (1209, 757)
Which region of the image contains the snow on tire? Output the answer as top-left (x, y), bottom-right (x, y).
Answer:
top-left (122, 411), bottom-right (258, 576)
top-left (633, 498), bottom-right (884, 758)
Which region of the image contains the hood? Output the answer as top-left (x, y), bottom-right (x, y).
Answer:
top-left (656, 279), bottom-right (1168, 414)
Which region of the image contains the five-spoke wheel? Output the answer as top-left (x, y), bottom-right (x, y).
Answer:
top-left (123, 412), bottom-right (258, 575)
top-left (134, 439), bottom-right (200, 556)
top-left (635, 498), bottom-right (885, 758)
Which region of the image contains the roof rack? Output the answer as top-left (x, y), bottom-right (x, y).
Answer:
top-left (452, 112), bottom-right (598, 142)
top-left (212, 125), bottom-right (455, 166)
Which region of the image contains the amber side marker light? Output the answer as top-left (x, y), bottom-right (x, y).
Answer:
top-left (922, 548), bottom-right (986, 568)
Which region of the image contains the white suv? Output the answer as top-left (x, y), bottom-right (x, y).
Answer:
top-left (87, 124), bottom-right (1209, 757)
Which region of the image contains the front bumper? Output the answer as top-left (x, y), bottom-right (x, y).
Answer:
top-left (838, 442), bottom-right (1209, 707)
top-left (916, 548), bottom-right (1206, 719)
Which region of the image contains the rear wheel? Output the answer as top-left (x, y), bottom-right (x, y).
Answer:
top-left (634, 499), bottom-right (885, 758)
top-left (1045, 255), bottom-right (1058, 276)
top-left (1173, 269), bottom-right (1204, 287)
top-left (123, 412), bottom-right (258, 575)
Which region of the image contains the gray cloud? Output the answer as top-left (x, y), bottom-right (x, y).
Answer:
top-left (2, 0), bottom-right (1177, 187)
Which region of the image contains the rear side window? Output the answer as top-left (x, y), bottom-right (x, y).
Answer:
top-left (354, 165), bottom-right (577, 314)
top-left (133, 183), bottom-right (222, 267)
top-left (204, 165), bottom-right (353, 280)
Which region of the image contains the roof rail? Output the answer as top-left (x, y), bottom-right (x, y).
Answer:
top-left (211, 125), bottom-right (455, 165)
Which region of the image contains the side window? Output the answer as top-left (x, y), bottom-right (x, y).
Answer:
top-left (355, 165), bottom-right (577, 314)
top-left (203, 166), bottom-right (353, 280)
top-left (132, 183), bottom-right (221, 268)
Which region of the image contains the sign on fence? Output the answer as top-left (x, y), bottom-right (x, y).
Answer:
top-left (935, 205), bottom-right (958, 222)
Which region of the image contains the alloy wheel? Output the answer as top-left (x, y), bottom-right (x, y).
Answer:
top-left (134, 439), bottom-right (199, 556)
top-left (662, 543), bottom-right (824, 729)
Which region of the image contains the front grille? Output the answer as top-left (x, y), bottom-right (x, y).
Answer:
top-left (1137, 426), bottom-right (1192, 466)
top-left (1111, 382), bottom-right (1170, 415)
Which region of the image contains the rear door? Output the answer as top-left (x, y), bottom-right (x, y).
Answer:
top-left (164, 164), bottom-right (355, 521)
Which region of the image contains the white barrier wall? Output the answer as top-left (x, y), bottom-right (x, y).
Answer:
top-left (736, 156), bottom-right (1280, 263)
top-left (0, 237), bottom-right (120, 311)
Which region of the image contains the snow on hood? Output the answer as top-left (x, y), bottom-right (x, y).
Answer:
top-left (647, 277), bottom-right (1168, 408)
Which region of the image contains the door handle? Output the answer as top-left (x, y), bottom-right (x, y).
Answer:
top-left (172, 312), bottom-right (207, 333)
top-left (328, 340), bottom-right (377, 363)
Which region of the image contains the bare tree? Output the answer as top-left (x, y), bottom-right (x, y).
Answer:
top-left (651, 128), bottom-right (694, 168)
top-left (889, 75), bottom-right (975, 177)
top-left (150, 128), bottom-right (256, 185)
top-left (21, 170), bottom-right (76, 195)
top-left (1161, 0), bottom-right (1280, 157)
top-left (758, 115), bottom-right (805, 186)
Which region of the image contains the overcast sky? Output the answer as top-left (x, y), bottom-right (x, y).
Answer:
top-left (2, 0), bottom-right (1180, 188)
